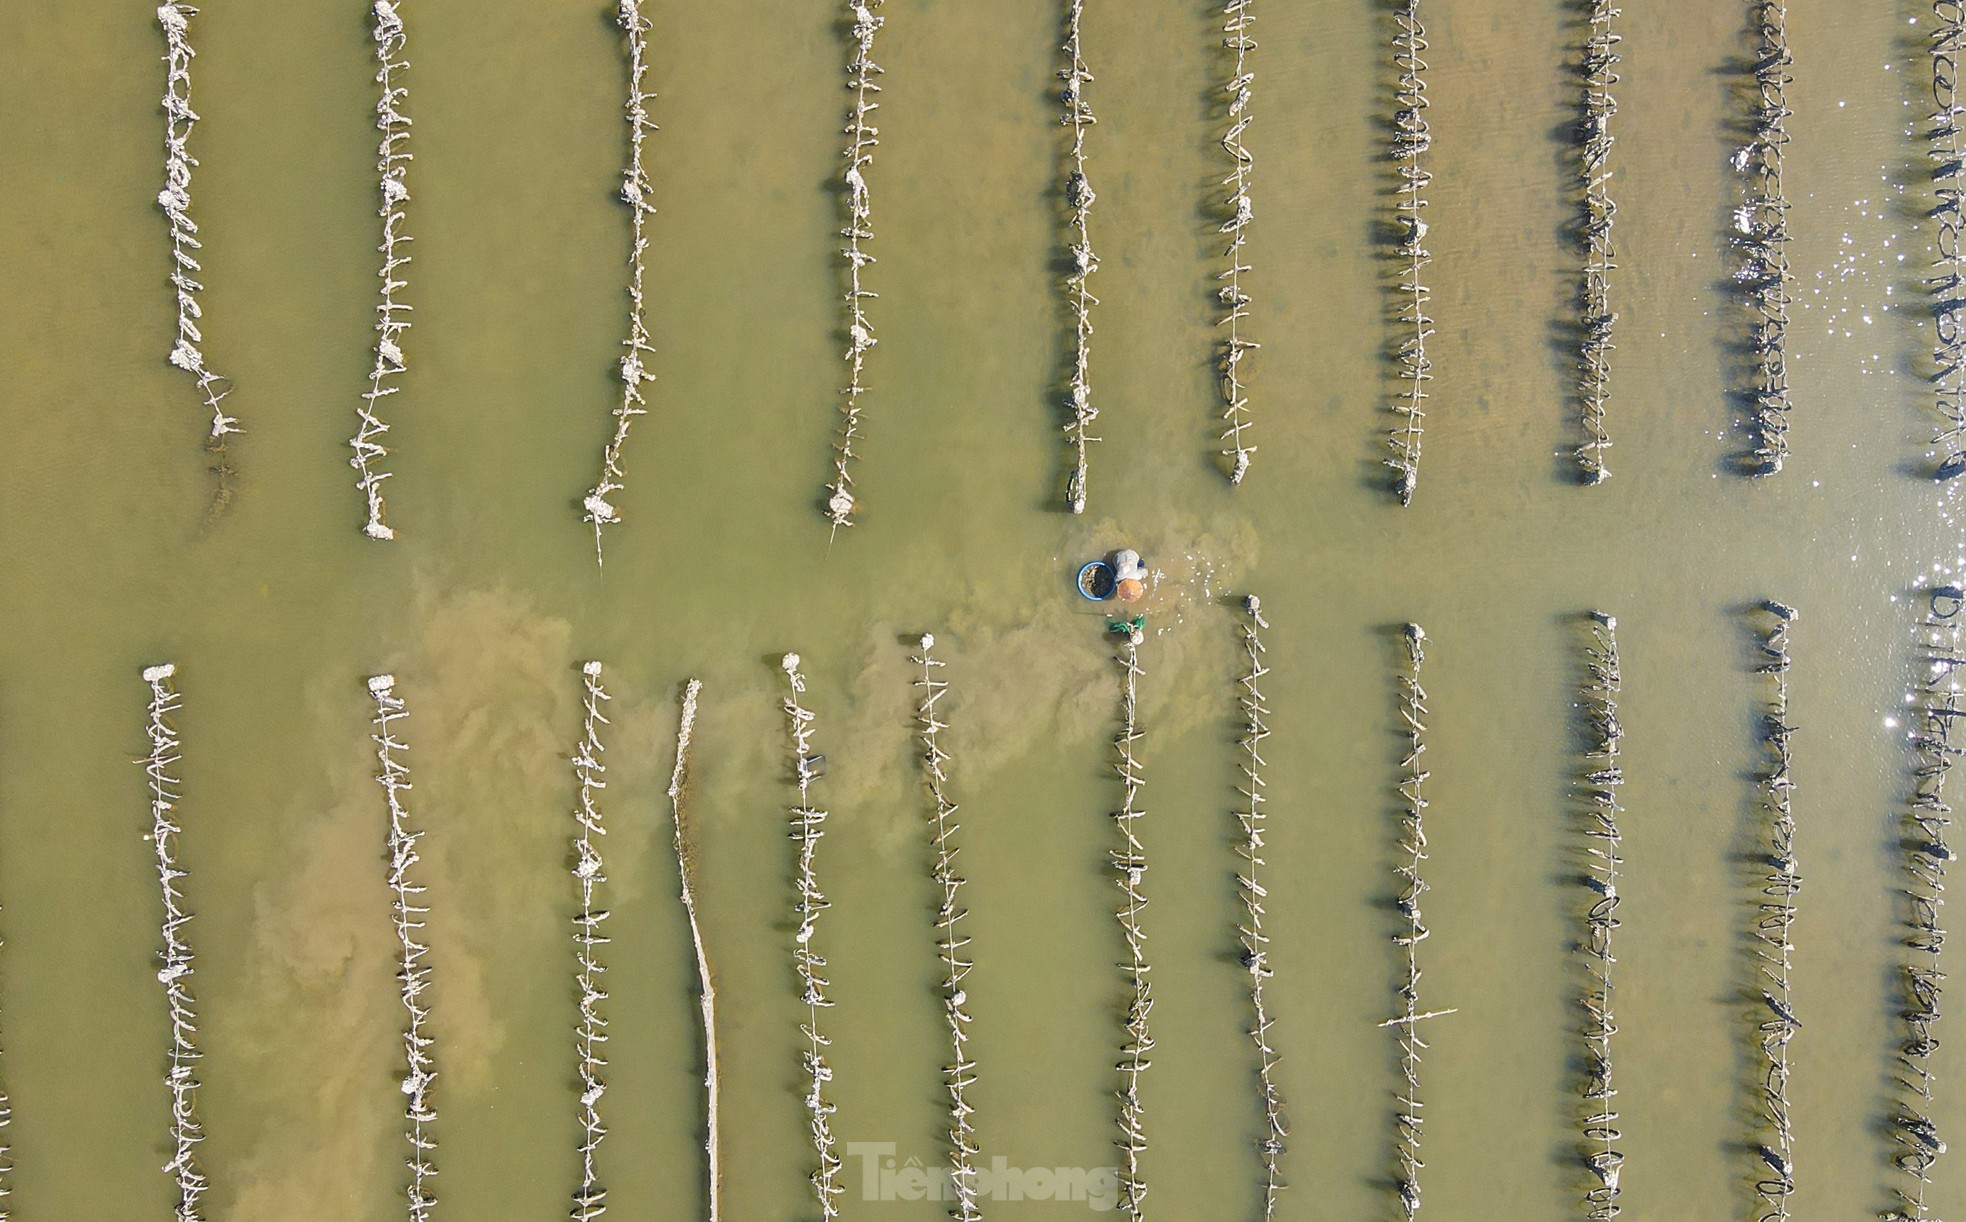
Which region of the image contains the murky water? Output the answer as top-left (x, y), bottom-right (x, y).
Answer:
top-left (1, 1), bottom-right (1962, 1219)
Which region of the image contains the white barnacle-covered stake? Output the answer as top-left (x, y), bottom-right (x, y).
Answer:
top-left (1746, 601), bottom-right (1800, 1220)
top-left (1576, 612), bottom-right (1624, 1219)
top-left (1385, 1), bottom-right (1433, 506)
top-left (1060, 0), bottom-right (1100, 514)
top-left (1233, 597), bottom-right (1286, 1217)
top-left (825, 2), bottom-right (886, 532)
top-left (1731, 0), bottom-right (1793, 477)
top-left (141, 661), bottom-right (209, 1222)
top-left (780, 655), bottom-right (843, 1218)
top-left (351, 0), bottom-right (415, 541)
top-left (569, 662), bottom-right (612, 1221)
top-left (1886, 587), bottom-right (1963, 1222)
top-left (156, 4), bottom-right (238, 445)
top-left (911, 635), bottom-right (983, 1222)
top-left (1929, 2), bottom-right (1966, 482)
top-left (1572, 0), bottom-right (1620, 483)
top-left (583, 1), bottom-right (661, 560)
top-left (1378, 624), bottom-right (1455, 1220)
top-left (1109, 630), bottom-right (1151, 1222)
top-left (0, 927), bottom-right (12, 1222)
top-left (1215, 0), bottom-right (1258, 485)
top-left (367, 673), bottom-right (439, 1222)
top-left (0, 893), bottom-right (13, 1221)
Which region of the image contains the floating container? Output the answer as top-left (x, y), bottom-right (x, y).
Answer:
top-left (1115, 577), bottom-right (1145, 604)
top-left (1078, 560), bottom-right (1117, 601)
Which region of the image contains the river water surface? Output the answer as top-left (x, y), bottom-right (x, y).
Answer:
top-left (1, 2), bottom-right (1962, 1220)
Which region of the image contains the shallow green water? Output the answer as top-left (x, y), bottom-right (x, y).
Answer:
top-left (0, 1), bottom-right (1962, 1220)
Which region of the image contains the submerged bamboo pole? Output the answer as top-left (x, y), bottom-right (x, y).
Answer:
top-left (1385, 1), bottom-right (1434, 507)
top-left (1927, 2), bottom-right (1966, 482)
top-left (1731, 0), bottom-right (1793, 477)
top-left (825, 3), bottom-right (886, 532)
top-left (1216, 0), bottom-right (1258, 485)
top-left (367, 674), bottom-right (438, 1222)
top-left (1575, 613), bottom-right (1624, 1219)
top-left (141, 662), bottom-right (209, 1222)
top-left (1745, 601), bottom-right (1799, 1221)
top-left (1234, 598), bottom-right (1286, 1217)
top-left (156, 3), bottom-right (239, 450)
top-left (1885, 585), bottom-right (1966, 1222)
top-left (1060, 0), bottom-right (1100, 515)
top-left (350, 0), bottom-right (414, 541)
top-left (1378, 624), bottom-right (1453, 1221)
top-left (582, 1), bottom-right (660, 556)
top-left (1572, 1), bottom-right (1620, 484)
top-left (1110, 627), bottom-right (1151, 1222)
top-left (569, 663), bottom-right (612, 1222)
top-left (666, 679), bottom-right (720, 1222)
top-left (911, 635), bottom-right (983, 1222)
top-left (780, 655), bottom-right (843, 1219)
